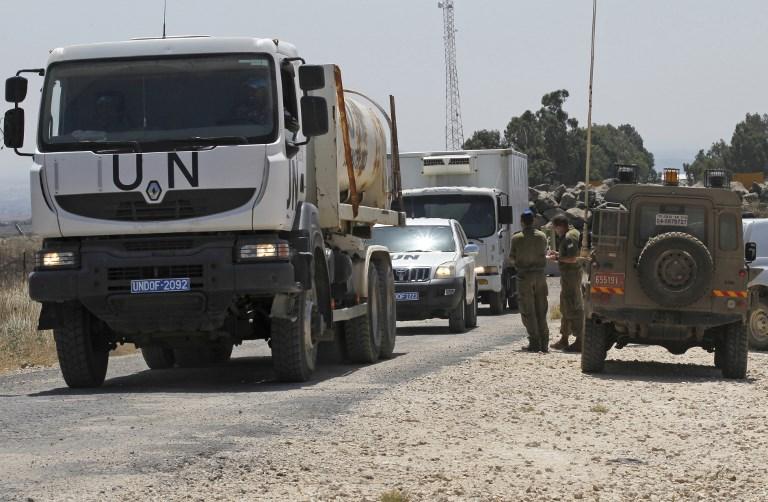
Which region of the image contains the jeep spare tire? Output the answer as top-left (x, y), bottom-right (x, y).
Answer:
top-left (637, 232), bottom-right (713, 307)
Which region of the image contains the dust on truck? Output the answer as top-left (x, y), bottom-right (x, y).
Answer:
top-left (398, 149), bottom-right (529, 314)
top-left (3, 36), bottom-right (403, 387)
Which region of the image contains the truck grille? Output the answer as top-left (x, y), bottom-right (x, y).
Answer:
top-left (393, 267), bottom-right (431, 283)
top-left (56, 188), bottom-right (255, 222)
top-left (107, 265), bottom-right (204, 281)
top-left (123, 240), bottom-right (195, 252)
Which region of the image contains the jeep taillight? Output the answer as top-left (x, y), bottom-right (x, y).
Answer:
top-left (738, 269), bottom-right (747, 279)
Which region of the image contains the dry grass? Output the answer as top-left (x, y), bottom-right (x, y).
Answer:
top-left (380, 490), bottom-right (412, 502)
top-left (550, 303), bottom-right (562, 320)
top-left (0, 281), bottom-right (56, 372)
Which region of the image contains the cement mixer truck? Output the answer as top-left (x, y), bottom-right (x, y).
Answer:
top-left (2, 36), bottom-right (404, 387)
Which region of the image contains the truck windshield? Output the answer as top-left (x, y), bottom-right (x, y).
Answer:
top-left (402, 195), bottom-right (495, 239)
top-left (370, 226), bottom-right (456, 253)
top-left (39, 54), bottom-right (277, 152)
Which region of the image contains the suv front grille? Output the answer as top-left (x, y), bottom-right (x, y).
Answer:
top-left (393, 267), bottom-right (431, 283)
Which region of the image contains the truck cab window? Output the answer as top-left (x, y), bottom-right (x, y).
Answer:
top-left (280, 62), bottom-right (300, 135)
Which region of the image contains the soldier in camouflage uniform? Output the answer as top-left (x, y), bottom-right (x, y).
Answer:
top-left (547, 215), bottom-right (584, 352)
top-left (510, 209), bottom-right (550, 352)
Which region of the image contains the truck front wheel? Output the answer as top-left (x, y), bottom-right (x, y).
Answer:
top-left (488, 283), bottom-right (507, 315)
top-left (53, 305), bottom-right (110, 388)
top-left (271, 287), bottom-right (320, 382)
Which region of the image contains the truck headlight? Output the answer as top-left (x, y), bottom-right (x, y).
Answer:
top-left (238, 241), bottom-right (291, 261)
top-left (35, 251), bottom-right (79, 270)
top-left (475, 266), bottom-right (499, 275)
top-left (435, 262), bottom-right (455, 279)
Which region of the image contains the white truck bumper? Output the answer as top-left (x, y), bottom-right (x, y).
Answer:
top-left (477, 274), bottom-right (502, 293)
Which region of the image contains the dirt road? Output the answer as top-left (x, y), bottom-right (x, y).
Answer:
top-left (1, 278), bottom-right (766, 501)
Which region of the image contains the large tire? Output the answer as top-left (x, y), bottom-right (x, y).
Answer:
top-left (210, 342), bottom-right (234, 364)
top-left (141, 347), bottom-right (175, 370)
top-left (345, 263), bottom-right (383, 363)
top-left (377, 259), bottom-right (398, 360)
top-left (747, 300), bottom-right (768, 351)
top-left (465, 285), bottom-right (478, 329)
top-left (53, 305), bottom-right (110, 388)
top-left (488, 283), bottom-right (507, 315)
top-left (581, 319), bottom-right (607, 374)
top-left (637, 232), bottom-right (713, 307)
top-left (271, 289), bottom-right (320, 382)
top-left (719, 322), bottom-right (748, 379)
top-left (449, 288), bottom-right (467, 333)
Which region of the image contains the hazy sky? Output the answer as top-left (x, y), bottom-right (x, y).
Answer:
top-left (1, 0), bottom-right (767, 188)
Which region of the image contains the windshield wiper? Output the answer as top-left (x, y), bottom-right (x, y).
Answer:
top-left (151, 136), bottom-right (250, 150)
top-left (78, 140), bottom-right (143, 154)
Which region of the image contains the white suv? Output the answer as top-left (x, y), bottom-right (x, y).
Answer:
top-left (370, 218), bottom-right (479, 332)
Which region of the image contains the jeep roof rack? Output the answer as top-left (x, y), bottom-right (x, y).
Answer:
top-left (704, 168), bottom-right (729, 189)
top-left (614, 163), bottom-right (639, 184)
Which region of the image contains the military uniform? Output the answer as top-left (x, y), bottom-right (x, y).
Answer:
top-left (511, 226), bottom-right (550, 352)
top-left (554, 227), bottom-right (584, 351)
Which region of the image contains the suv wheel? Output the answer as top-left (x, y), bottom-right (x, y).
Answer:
top-left (465, 286), bottom-right (478, 329)
top-left (581, 319), bottom-right (607, 374)
top-left (719, 322), bottom-right (749, 379)
top-left (449, 289), bottom-right (467, 333)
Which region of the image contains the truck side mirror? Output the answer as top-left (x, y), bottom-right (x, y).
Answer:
top-left (746, 242), bottom-right (757, 263)
top-left (498, 206), bottom-right (514, 225)
top-left (463, 243), bottom-right (480, 257)
top-left (3, 108), bottom-right (24, 148)
top-left (5, 76), bottom-right (28, 103)
top-left (298, 66), bottom-right (326, 91)
top-left (300, 96), bottom-right (329, 137)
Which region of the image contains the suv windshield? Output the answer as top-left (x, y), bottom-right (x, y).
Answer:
top-left (637, 203), bottom-right (707, 244)
top-left (402, 195), bottom-right (495, 239)
top-left (40, 54), bottom-right (277, 151)
top-left (370, 226), bottom-right (456, 253)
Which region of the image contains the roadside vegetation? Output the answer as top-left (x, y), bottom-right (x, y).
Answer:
top-left (0, 236), bottom-right (134, 373)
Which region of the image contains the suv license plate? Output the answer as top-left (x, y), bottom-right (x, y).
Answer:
top-left (130, 278), bottom-right (191, 294)
top-left (396, 292), bottom-right (419, 302)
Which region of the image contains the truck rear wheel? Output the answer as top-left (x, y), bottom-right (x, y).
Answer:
top-left (377, 259), bottom-right (397, 360)
top-left (53, 305), bottom-right (110, 388)
top-left (345, 263), bottom-right (384, 363)
top-left (581, 319), bottom-right (607, 374)
top-left (489, 283), bottom-right (507, 315)
top-left (719, 322), bottom-right (748, 379)
top-left (141, 347), bottom-right (175, 370)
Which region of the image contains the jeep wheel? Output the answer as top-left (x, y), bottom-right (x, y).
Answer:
top-left (719, 322), bottom-right (749, 379)
top-left (748, 301), bottom-right (768, 351)
top-left (53, 305), bottom-right (110, 388)
top-left (465, 286), bottom-right (478, 329)
top-left (141, 347), bottom-right (175, 370)
top-left (637, 232), bottom-right (713, 307)
top-left (581, 319), bottom-right (607, 374)
top-left (449, 288), bottom-right (468, 333)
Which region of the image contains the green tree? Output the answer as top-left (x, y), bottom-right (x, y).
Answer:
top-left (462, 129), bottom-right (504, 150)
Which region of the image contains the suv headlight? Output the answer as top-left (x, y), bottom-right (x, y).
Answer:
top-left (435, 262), bottom-right (455, 279)
top-left (35, 250), bottom-right (79, 270)
top-left (237, 240), bottom-right (291, 261)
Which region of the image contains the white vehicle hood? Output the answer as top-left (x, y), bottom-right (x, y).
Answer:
top-left (390, 251), bottom-right (458, 268)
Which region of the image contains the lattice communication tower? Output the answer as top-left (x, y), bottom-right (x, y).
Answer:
top-left (438, 0), bottom-right (464, 150)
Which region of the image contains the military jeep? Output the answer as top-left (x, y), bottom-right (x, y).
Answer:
top-left (583, 168), bottom-right (755, 379)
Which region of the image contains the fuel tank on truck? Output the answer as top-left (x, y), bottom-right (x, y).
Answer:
top-left (336, 94), bottom-right (391, 210)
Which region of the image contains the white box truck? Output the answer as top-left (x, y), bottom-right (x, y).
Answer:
top-left (3, 36), bottom-right (404, 387)
top-left (398, 149), bottom-right (529, 314)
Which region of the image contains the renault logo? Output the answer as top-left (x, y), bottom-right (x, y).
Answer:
top-left (146, 180), bottom-right (163, 202)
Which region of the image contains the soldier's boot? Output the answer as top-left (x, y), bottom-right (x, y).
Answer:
top-left (565, 336), bottom-right (582, 353)
top-left (550, 336), bottom-right (569, 350)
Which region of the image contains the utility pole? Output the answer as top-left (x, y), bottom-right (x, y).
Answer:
top-left (438, 0), bottom-right (465, 151)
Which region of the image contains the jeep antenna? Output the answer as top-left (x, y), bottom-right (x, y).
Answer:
top-left (581, 0), bottom-right (598, 256)
top-left (162, 0), bottom-right (167, 39)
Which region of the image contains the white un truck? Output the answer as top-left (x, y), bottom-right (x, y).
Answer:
top-left (3, 36), bottom-right (403, 387)
top-left (399, 149), bottom-right (528, 314)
